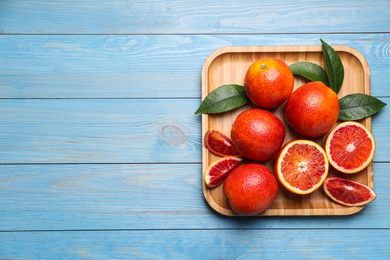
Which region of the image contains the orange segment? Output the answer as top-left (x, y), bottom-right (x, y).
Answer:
top-left (274, 140), bottom-right (329, 195)
top-left (325, 121), bottom-right (375, 174)
top-left (204, 128), bottom-right (240, 157)
top-left (204, 156), bottom-right (243, 188)
top-left (323, 177), bottom-right (376, 206)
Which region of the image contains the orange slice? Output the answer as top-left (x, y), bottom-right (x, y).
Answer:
top-left (274, 139), bottom-right (329, 195)
top-left (204, 156), bottom-right (243, 188)
top-left (325, 121), bottom-right (375, 174)
top-left (204, 128), bottom-right (240, 157)
top-left (324, 177), bottom-right (376, 206)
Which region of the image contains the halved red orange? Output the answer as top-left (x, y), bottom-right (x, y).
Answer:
top-left (325, 121), bottom-right (376, 174)
top-left (204, 156), bottom-right (243, 188)
top-left (323, 177), bottom-right (376, 206)
top-left (274, 139), bottom-right (329, 195)
top-left (204, 128), bottom-right (240, 157)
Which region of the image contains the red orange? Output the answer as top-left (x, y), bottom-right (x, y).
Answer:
top-left (231, 108), bottom-right (285, 161)
top-left (223, 163), bottom-right (278, 215)
top-left (244, 57), bottom-right (294, 108)
top-left (284, 81), bottom-right (340, 138)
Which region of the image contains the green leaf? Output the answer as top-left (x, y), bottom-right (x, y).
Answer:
top-left (289, 61), bottom-right (330, 86)
top-left (339, 93), bottom-right (387, 120)
top-left (194, 84), bottom-right (248, 114)
top-left (320, 38), bottom-right (344, 93)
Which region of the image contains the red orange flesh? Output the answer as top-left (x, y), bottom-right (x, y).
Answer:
top-left (325, 121), bottom-right (375, 174)
top-left (323, 177), bottom-right (376, 206)
top-left (204, 128), bottom-right (240, 157)
top-left (274, 139), bottom-right (329, 195)
top-left (204, 156), bottom-right (243, 188)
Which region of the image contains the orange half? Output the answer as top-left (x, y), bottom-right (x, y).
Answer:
top-left (274, 139), bottom-right (329, 195)
top-left (325, 121), bottom-right (375, 174)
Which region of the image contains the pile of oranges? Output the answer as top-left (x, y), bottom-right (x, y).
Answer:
top-left (203, 57), bottom-right (376, 215)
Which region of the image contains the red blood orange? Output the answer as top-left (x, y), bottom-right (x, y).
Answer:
top-left (244, 57), bottom-right (294, 108)
top-left (284, 81), bottom-right (340, 138)
top-left (323, 177), bottom-right (376, 206)
top-left (274, 139), bottom-right (329, 195)
top-left (223, 163), bottom-right (278, 215)
top-left (204, 128), bottom-right (240, 157)
top-left (325, 121), bottom-right (376, 174)
top-left (204, 156), bottom-right (243, 188)
top-left (231, 108), bottom-right (285, 161)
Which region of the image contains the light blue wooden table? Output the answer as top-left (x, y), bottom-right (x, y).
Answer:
top-left (0, 1), bottom-right (389, 259)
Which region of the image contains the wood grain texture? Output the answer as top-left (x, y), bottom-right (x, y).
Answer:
top-left (0, 0), bottom-right (389, 34)
top-left (1, 229), bottom-right (389, 259)
top-left (0, 34), bottom-right (389, 98)
top-left (0, 163), bottom-right (389, 231)
top-left (0, 99), bottom-right (201, 163)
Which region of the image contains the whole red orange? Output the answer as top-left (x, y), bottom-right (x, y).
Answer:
top-left (244, 57), bottom-right (294, 108)
top-left (284, 81), bottom-right (340, 138)
top-left (223, 163), bottom-right (278, 215)
top-left (231, 108), bottom-right (285, 161)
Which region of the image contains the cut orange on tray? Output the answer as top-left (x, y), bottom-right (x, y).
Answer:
top-left (325, 121), bottom-right (376, 174)
top-left (204, 128), bottom-right (240, 157)
top-left (323, 177), bottom-right (376, 206)
top-left (204, 156), bottom-right (243, 188)
top-left (274, 139), bottom-right (329, 195)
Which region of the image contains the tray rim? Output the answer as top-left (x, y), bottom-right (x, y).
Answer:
top-left (201, 45), bottom-right (372, 217)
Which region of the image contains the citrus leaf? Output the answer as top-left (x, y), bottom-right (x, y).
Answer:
top-left (339, 93), bottom-right (387, 120)
top-left (289, 61), bottom-right (330, 86)
top-left (320, 39), bottom-right (344, 93)
top-left (194, 84), bottom-right (248, 114)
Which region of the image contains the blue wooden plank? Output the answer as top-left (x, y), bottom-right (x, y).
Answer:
top-left (0, 34), bottom-right (389, 98)
top-left (1, 163), bottom-right (389, 231)
top-left (372, 100), bottom-right (390, 163)
top-left (1, 229), bottom-right (389, 259)
top-left (0, 99), bottom-right (201, 163)
top-left (0, 0), bottom-right (389, 34)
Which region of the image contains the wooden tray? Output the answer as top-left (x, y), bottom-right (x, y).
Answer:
top-left (201, 45), bottom-right (372, 216)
